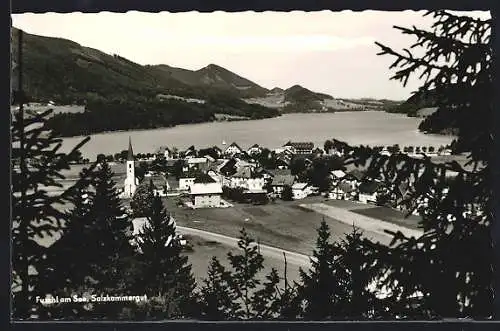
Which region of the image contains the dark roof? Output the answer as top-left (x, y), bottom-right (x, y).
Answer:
top-left (271, 174), bottom-right (295, 187)
top-left (141, 175), bottom-right (167, 188)
top-left (283, 141), bottom-right (314, 150)
top-left (269, 169), bottom-right (292, 177)
top-left (232, 166), bottom-right (253, 179)
top-left (249, 144), bottom-right (261, 149)
top-left (127, 137), bottom-right (134, 161)
top-left (220, 158), bottom-right (237, 175)
top-left (359, 181), bottom-right (384, 194)
top-left (194, 173), bottom-right (217, 184)
top-left (346, 169), bottom-right (365, 181)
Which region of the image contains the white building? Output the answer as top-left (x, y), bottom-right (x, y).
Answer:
top-left (292, 182), bottom-right (312, 200)
top-left (247, 144), bottom-right (263, 156)
top-left (187, 157), bottom-right (208, 170)
top-left (358, 181), bottom-right (384, 204)
top-left (123, 137), bottom-right (139, 198)
top-left (189, 175), bottom-right (223, 208)
top-left (179, 177), bottom-right (196, 191)
top-left (224, 142), bottom-right (243, 156)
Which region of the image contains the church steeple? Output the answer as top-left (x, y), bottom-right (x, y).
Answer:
top-left (127, 136), bottom-right (134, 161)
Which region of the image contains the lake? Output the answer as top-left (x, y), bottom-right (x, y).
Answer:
top-left (60, 112), bottom-right (455, 160)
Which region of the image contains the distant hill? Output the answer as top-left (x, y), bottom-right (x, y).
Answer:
top-left (149, 64), bottom-right (269, 98)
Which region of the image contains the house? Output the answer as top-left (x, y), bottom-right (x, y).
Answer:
top-left (187, 157), bottom-right (208, 169)
top-left (270, 169), bottom-right (295, 195)
top-left (358, 181), bottom-right (384, 204)
top-left (247, 144), bottom-right (263, 156)
top-left (142, 174), bottom-right (169, 197)
top-left (292, 182), bottom-right (312, 200)
top-left (341, 169), bottom-right (365, 189)
top-left (224, 142), bottom-right (243, 156)
top-left (189, 174), bottom-right (223, 209)
top-left (179, 177), bottom-right (196, 191)
top-left (283, 141), bottom-right (315, 155)
top-left (219, 158), bottom-right (238, 176)
top-left (329, 182), bottom-right (356, 200)
top-left (198, 146), bottom-right (223, 160)
top-left (230, 166), bottom-right (265, 192)
top-left (156, 146), bottom-right (173, 160)
top-left (330, 169), bottom-right (346, 180)
top-left (276, 154), bottom-right (292, 169)
top-left (184, 146), bottom-right (197, 159)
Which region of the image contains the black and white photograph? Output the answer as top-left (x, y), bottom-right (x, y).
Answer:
top-left (10, 8), bottom-right (493, 321)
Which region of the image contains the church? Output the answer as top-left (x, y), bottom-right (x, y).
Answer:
top-left (122, 137), bottom-right (139, 198)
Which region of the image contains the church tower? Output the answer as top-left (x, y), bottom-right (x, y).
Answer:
top-left (123, 137), bottom-right (138, 198)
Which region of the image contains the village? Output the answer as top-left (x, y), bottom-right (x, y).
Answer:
top-left (114, 139), bottom-right (455, 213)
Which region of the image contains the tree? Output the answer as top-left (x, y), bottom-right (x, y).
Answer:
top-left (331, 227), bottom-right (385, 319)
top-left (135, 195), bottom-right (197, 318)
top-left (11, 108), bottom-right (92, 319)
top-left (290, 157), bottom-right (308, 176)
top-left (296, 221), bottom-right (340, 319)
top-left (37, 168), bottom-right (99, 319)
top-left (226, 228), bottom-right (265, 319)
top-left (87, 160), bottom-right (136, 298)
top-left (199, 257), bottom-right (239, 320)
top-left (281, 185), bottom-right (293, 201)
top-left (330, 10), bottom-right (493, 318)
top-left (130, 182), bottom-right (155, 217)
top-left (199, 228), bottom-right (282, 320)
top-left (324, 140), bottom-right (334, 154)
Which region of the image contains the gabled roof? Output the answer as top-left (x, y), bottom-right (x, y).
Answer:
top-left (232, 166), bottom-right (253, 179)
top-left (190, 182), bottom-right (223, 195)
top-left (225, 142), bottom-right (243, 152)
top-left (220, 158), bottom-right (237, 176)
top-left (331, 170), bottom-right (346, 178)
top-left (346, 169), bottom-right (365, 181)
top-left (142, 174), bottom-right (167, 189)
top-left (268, 169), bottom-right (292, 177)
top-left (283, 141), bottom-right (315, 150)
top-left (359, 181), bottom-right (384, 194)
top-left (271, 174), bottom-right (295, 187)
top-left (194, 173), bottom-right (217, 184)
top-left (292, 182), bottom-right (309, 190)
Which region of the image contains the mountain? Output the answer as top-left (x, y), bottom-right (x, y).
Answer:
top-left (11, 28), bottom-right (190, 104)
top-left (11, 28), bottom-right (280, 137)
top-left (284, 85), bottom-right (333, 103)
top-left (384, 89), bottom-right (438, 116)
top-left (149, 64), bottom-right (269, 98)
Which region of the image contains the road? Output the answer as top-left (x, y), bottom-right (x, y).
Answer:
top-left (177, 225), bottom-right (390, 298)
top-left (177, 225), bottom-right (313, 269)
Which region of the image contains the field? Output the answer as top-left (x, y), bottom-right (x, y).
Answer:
top-left (184, 234), bottom-right (302, 287)
top-left (165, 196), bottom-right (416, 256)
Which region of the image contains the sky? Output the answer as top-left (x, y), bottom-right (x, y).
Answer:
top-left (12, 10), bottom-right (490, 100)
